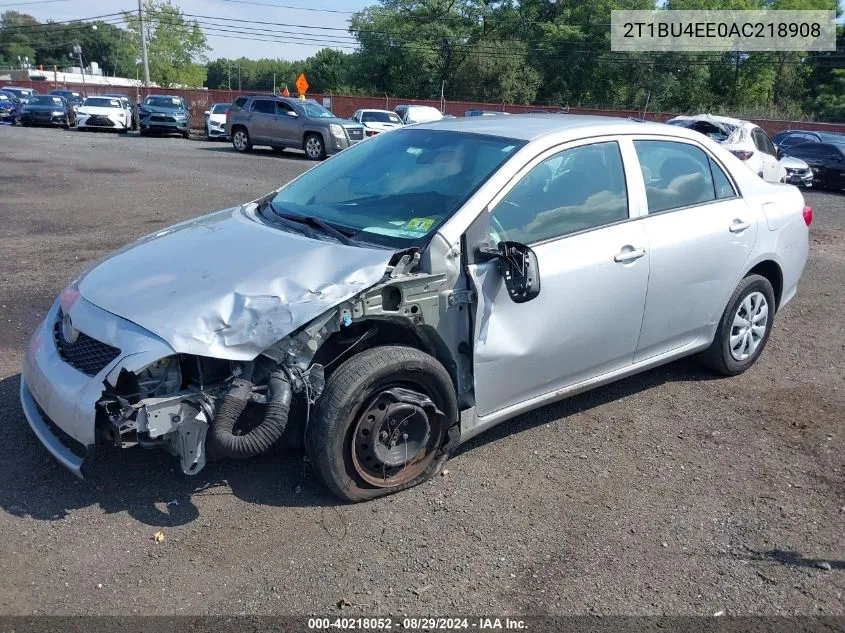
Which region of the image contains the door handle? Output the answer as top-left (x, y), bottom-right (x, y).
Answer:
top-left (729, 219), bottom-right (751, 233)
top-left (614, 246), bottom-right (647, 263)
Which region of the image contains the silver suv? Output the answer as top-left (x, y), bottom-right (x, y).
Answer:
top-left (228, 95), bottom-right (365, 160)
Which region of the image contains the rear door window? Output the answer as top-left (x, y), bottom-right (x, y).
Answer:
top-left (634, 140), bottom-right (719, 213)
top-left (251, 99), bottom-right (275, 115)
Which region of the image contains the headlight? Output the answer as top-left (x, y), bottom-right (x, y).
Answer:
top-left (52, 110), bottom-right (65, 116)
top-left (329, 124), bottom-right (345, 138)
top-left (174, 112), bottom-right (187, 120)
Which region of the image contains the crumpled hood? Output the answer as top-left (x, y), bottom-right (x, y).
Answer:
top-left (77, 207), bottom-right (393, 360)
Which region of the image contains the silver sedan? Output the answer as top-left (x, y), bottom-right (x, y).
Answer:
top-left (20, 115), bottom-right (810, 501)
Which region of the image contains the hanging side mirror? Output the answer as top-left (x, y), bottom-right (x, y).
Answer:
top-left (479, 240), bottom-right (541, 303)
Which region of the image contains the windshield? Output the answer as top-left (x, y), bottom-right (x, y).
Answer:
top-left (30, 96), bottom-right (63, 106)
top-left (84, 97), bottom-right (121, 108)
top-left (0, 93), bottom-right (12, 101)
top-left (300, 101), bottom-right (335, 118)
top-left (211, 104), bottom-right (230, 114)
top-left (362, 111), bottom-right (401, 124)
top-left (267, 129), bottom-right (523, 247)
top-left (145, 96), bottom-right (184, 109)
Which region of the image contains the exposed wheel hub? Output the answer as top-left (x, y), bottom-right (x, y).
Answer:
top-left (351, 387), bottom-right (443, 487)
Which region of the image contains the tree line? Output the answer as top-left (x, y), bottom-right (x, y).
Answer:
top-left (2, 0), bottom-right (842, 121)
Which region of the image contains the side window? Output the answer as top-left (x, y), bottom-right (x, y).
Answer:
top-left (751, 129), bottom-right (766, 152)
top-left (709, 158), bottom-right (736, 199)
top-left (276, 101), bottom-right (294, 115)
top-left (633, 140), bottom-right (717, 213)
top-left (233, 97), bottom-right (247, 109)
top-left (251, 99), bottom-right (274, 114)
top-left (760, 131), bottom-right (776, 155)
top-left (489, 141), bottom-right (629, 244)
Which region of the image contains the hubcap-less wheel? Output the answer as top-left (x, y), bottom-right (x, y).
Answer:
top-left (233, 130), bottom-right (248, 151)
top-left (305, 135), bottom-right (323, 159)
top-left (730, 291), bottom-right (769, 361)
top-left (350, 387), bottom-right (443, 488)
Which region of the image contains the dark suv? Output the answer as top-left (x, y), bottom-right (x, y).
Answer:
top-left (227, 95), bottom-right (365, 160)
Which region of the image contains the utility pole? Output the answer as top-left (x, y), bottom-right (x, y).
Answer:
top-left (238, 62), bottom-right (241, 91)
top-left (73, 44), bottom-right (87, 95)
top-left (138, 0), bottom-right (151, 87)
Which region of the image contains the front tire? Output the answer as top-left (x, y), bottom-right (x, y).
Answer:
top-left (307, 346), bottom-right (458, 502)
top-left (699, 274), bottom-right (776, 376)
top-left (304, 133), bottom-right (326, 160)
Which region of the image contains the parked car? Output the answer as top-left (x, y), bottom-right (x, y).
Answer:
top-left (103, 94), bottom-right (137, 131)
top-left (227, 95), bottom-right (365, 159)
top-left (666, 114), bottom-right (786, 183)
top-left (2, 86), bottom-right (37, 104)
top-left (20, 115), bottom-right (810, 501)
top-left (785, 142), bottom-right (845, 191)
top-left (204, 103), bottom-right (230, 139)
top-left (76, 96), bottom-right (130, 133)
top-left (394, 104), bottom-right (444, 125)
top-left (780, 154), bottom-right (813, 187)
top-left (350, 108), bottom-right (403, 137)
top-left (0, 90), bottom-right (21, 123)
top-left (773, 129), bottom-right (845, 149)
top-left (464, 109), bottom-right (510, 117)
top-left (49, 90), bottom-right (84, 110)
top-left (138, 94), bottom-right (190, 138)
top-left (19, 95), bottom-right (76, 128)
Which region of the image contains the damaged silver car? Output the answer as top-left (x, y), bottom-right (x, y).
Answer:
top-left (21, 115), bottom-right (810, 501)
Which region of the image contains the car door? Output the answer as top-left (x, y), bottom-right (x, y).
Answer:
top-left (467, 139), bottom-right (650, 417)
top-left (271, 101), bottom-right (301, 146)
top-left (631, 138), bottom-right (758, 362)
top-left (248, 98), bottom-right (275, 142)
top-left (752, 128), bottom-right (780, 181)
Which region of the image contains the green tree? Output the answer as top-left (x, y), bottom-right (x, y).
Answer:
top-left (123, 0), bottom-right (209, 87)
top-left (0, 11), bottom-right (38, 67)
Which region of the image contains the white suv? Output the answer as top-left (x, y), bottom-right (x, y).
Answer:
top-left (667, 114), bottom-right (786, 183)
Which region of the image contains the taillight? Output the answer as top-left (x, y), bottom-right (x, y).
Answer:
top-left (802, 206), bottom-right (813, 226)
top-left (730, 149), bottom-right (754, 161)
top-left (366, 130), bottom-right (378, 137)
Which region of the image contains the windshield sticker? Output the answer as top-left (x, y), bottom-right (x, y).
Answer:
top-left (402, 218), bottom-right (435, 234)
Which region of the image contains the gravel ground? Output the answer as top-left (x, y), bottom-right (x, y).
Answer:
top-left (0, 126), bottom-right (842, 617)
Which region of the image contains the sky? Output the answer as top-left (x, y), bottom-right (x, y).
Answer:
top-left (5, 0), bottom-right (372, 61)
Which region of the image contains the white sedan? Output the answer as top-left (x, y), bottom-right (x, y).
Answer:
top-left (76, 96), bottom-right (131, 133)
top-left (350, 108), bottom-right (403, 137)
top-left (204, 102), bottom-right (230, 140)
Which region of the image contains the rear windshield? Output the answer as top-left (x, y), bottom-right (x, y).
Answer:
top-left (84, 97), bottom-right (121, 108)
top-left (211, 104), bottom-right (230, 114)
top-left (362, 111), bottom-right (401, 124)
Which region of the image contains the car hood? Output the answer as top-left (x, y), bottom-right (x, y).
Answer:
top-left (781, 155), bottom-right (809, 169)
top-left (77, 207), bottom-right (394, 360)
top-left (78, 106), bottom-right (123, 116)
top-left (23, 104), bottom-right (63, 113)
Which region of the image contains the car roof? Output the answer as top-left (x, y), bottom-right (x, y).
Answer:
top-left (412, 113), bottom-right (691, 142)
top-left (360, 108), bottom-right (396, 113)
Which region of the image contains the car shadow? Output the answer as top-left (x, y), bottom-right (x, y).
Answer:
top-left (0, 357), bottom-right (721, 526)
top-left (196, 145), bottom-right (311, 160)
top-left (749, 549), bottom-right (845, 571)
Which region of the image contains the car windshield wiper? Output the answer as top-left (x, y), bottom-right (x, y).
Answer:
top-left (263, 201), bottom-right (359, 246)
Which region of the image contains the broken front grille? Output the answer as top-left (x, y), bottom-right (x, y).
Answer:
top-left (54, 310), bottom-right (121, 376)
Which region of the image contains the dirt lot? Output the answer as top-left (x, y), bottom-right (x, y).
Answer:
top-left (0, 126), bottom-right (842, 617)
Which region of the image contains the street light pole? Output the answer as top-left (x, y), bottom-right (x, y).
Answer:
top-left (73, 44), bottom-right (87, 95)
top-left (138, 0), bottom-right (151, 87)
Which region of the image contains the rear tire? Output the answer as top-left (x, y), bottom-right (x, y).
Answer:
top-left (699, 274), bottom-right (776, 376)
top-left (231, 127), bottom-right (252, 153)
top-left (306, 346), bottom-right (457, 502)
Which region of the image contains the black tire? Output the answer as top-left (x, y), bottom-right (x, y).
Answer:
top-left (699, 274), bottom-right (776, 376)
top-left (231, 126), bottom-right (252, 153)
top-left (139, 127), bottom-right (149, 137)
top-left (182, 130), bottom-right (190, 139)
top-left (307, 346), bottom-right (458, 502)
top-left (303, 133), bottom-right (326, 160)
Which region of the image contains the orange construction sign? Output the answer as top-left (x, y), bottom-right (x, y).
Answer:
top-left (295, 73), bottom-right (309, 95)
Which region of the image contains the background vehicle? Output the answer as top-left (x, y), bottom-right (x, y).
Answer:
top-left (773, 129), bottom-right (845, 149)
top-left (2, 86), bottom-right (37, 104)
top-left (781, 154), bottom-right (813, 187)
top-left (350, 108), bottom-right (403, 136)
top-left (394, 104), bottom-right (444, 124)
top-left (227, 95), bottom-right (365, 159)
top-left (785, 142), bottom-right (845, 190)
top-left (20, 116), bottom-right (809, 502)
top-left (103, 94), bottom-right (137, 131)
top-left (19, 95), bottom-right (75, 128)
top-left (667, 114), bottom-right (786, 183)
top-left (49, 90), bottom-right (84, 111)
top-left (204, 103), bottom-right (230, 139)
top-left (464, 109), bottom-right (510, 117)
top-left (76, 96), bottom-right (130, 133)
top-left (0, 90), bottom-right (21, 123)
top-left (138, 95), bottom-right (190, 138)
